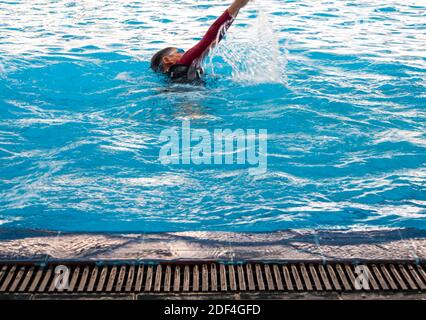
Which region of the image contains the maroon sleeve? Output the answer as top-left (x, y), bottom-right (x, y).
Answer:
top-left (177, 9), bottom-right (235, 66)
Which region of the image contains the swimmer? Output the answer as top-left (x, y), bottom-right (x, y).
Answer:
top-left (150, 0), bottom-right (250, 82)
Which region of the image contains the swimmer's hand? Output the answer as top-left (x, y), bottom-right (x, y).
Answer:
top-left (228, 0), bottom-right (250, 16)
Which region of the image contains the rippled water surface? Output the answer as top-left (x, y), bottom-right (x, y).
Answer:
top-left (0, 0), bottom-right (425, 232)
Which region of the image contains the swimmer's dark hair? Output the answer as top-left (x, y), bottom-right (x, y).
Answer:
top-left (151, 47), bottom-right (176, 73)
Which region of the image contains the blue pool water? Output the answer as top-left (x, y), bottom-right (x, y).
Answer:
top-left (0, 0), bottom-right (425, 232)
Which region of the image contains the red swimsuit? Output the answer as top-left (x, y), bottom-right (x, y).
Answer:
top-left (177, 10), bottom-right (235, 67)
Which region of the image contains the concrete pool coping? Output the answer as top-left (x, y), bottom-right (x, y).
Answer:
top-left (0, 228), bottom-right (425, 262)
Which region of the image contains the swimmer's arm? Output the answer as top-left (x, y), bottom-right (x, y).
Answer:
top-left (178, 0), bottom-right (250, 66)
top-left (228, 0), bottom-right (250, 17)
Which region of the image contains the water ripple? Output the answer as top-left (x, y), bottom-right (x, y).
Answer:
top-left (0, 0), bottom-right (425, 232)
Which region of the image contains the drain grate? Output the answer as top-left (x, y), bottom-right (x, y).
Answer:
top-left (0, 261), bottom-right (425, 295)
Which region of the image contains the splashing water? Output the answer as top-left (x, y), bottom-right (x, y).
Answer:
top-left (208, 4), bottom-right (287, 84)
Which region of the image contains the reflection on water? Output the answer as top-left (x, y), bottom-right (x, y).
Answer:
top-left (0, 0), bottom-right (425, 232)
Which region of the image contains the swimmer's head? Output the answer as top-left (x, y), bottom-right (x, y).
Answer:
top-left (151, 47), bottom-right (185, 73)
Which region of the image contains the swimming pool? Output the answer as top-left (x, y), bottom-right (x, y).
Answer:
top-left (0, 0), bottom-right (425, 232)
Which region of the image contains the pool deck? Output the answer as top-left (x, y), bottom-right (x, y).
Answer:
top-left (0, 228), bottom-right (425, 262)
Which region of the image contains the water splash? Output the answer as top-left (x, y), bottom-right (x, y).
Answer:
top-left (209, 4), bottom-right (287, 84)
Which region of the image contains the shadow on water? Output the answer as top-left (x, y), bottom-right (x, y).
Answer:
top-left (151, 75), bottom-right (218, 123)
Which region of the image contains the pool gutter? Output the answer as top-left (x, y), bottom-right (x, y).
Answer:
top-left (0, 260), bottom-right (425, 300)
top-left (1, 228), bottom-right (426, 299)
